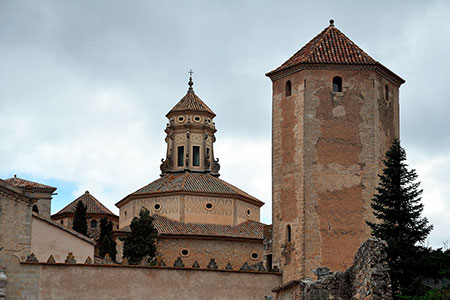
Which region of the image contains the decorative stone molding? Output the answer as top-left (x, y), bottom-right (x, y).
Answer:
top-left (192, 261), bottom-right (200, 268)
top-left (26, 253), bottom-right (38, 263)
top-left (173, 257), bottom-right (184, 268)
top-left (102, 254), bottom-right (113, 265)
top-left (85, 257), bottom-right (92, 264)
top-left (47, 255), bottom-right (56, 264)
top-left (207, 259), bottom-right (218, 269)
top-left (64, 252), bottom-right (76, 264)
top-left (139, 256), bottom-right (150, 267)
top-left (158, 260), bottom-right (165, 267)
top-left (225, 263), bottom-right (233, 270)
top-left (240, 262), bottom-right (250, 271)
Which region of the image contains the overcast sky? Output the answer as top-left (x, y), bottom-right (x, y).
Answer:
top-left (1, 0), bottom-right (449, 249)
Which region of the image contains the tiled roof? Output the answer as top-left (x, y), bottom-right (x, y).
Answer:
top-left (52, 191), bottom-right (117, 217)
top-left (122, 172), bottom-right (262, 206)
top-left (267, 23), bottom-right (377, 75)
top-left (167, 89), bottom-right (215, 117)
top-left (5, 176), bottom-right (56, 190)
top-left (121, 214), bottom-right (265, 240)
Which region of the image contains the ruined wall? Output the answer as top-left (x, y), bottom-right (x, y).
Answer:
top-left (273, 239), bottom-right (392, 300)
top-left (271, 68), bottom-right (400, 282)
top-left (157, 237), bottom-right (263, 269)
top-left (23, 262), bottom-right (281, 300)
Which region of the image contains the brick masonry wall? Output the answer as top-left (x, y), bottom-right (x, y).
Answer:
top-left (157, 237), bottom-right (264, 270)
top-left (271, 68), bottom-right (399, 282)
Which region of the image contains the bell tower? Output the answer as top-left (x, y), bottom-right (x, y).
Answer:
top-left (266, 21), bottom-right (405, 282)
top-left (160, 72), bottom-right (220, 176)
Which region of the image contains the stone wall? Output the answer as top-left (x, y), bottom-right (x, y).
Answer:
top-left (0, 181), bottom-right (40, 300)
top-left (157, 237), bottom-right (263, 270)
top-left (273, 238), bottom-right (392, 300)
top-left (21, 262), bottom-right (281, 300)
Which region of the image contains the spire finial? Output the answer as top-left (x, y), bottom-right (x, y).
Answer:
top-left (329, 19), bottom-right (334, 26)
top-left (188, 69), bottom-right (194, 92)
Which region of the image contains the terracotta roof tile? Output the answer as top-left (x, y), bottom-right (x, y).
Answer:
top-left (267, 24), bottom-right (377, 75)
top-left (167, 89), bottom-right (215, 117)
top-left (52, 191), bottom-right (117, 217)
top-left (122, 214), bottom-right (264, 240)
top-left (128, 172), bottom-right (262, 205)
top-left (5, 176), bottom-right (56, 190)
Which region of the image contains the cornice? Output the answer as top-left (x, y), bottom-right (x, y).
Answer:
top-left (266, 63), bottom-right (405, 87)
top-left (115, 190), bottom-right (264, 209)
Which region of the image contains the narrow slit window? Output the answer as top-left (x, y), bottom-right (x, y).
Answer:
top-left (285, 80), bottom-right (292, 97)
top-left (193, 146), bottom-right (200, 167)
top-left (177, 146), bottom-right (184, 167)
top-left (332, 76), bottom-right (342, 92)
top-left (287, 224), bottom-right (292, 243)
top-left (385, 84), bottom-right (389, 101)
top-left (91, 220), bottom-right (97, 229)
top-left (32, 205), bottom-right (39, 213)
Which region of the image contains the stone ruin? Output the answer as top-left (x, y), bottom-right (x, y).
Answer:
top-left (274, 238), bottom-right (393, 300)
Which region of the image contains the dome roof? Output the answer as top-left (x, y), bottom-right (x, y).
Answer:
top-left (166, 77), bottom-right (215, 117)
top-left (116, 172), bottom-right (263, 208)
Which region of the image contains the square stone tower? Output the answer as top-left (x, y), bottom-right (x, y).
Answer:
top-left (266, 20), bottom-right (405, 283)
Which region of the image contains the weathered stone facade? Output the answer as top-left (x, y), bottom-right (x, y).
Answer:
top-left (267, 23), bottom-right (404, 282)
top-left (273, 239), bottom-right (392, 300)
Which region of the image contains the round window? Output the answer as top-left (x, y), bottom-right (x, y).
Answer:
top-left (180, 249), bottom-right (190, 257)
top-left (250, 252), bottom-right (259, 260)
top-left (247, 209), bottom-right (251, 216)
top-left (194, 116), bottom-right (201, 122)
top-left (154, 203), bottom-right (161, 211)
top-left (178, 116), bottom-right (185, 122)
top-left (205, 202), bottom-right (214, 210)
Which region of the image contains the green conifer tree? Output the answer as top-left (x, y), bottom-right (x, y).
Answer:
top-left (72, 201), bottom-right (88, 236)
top-left (121, 208), bottom-right (157, 265)
top-left (99, 217), bottom-right (117, 261)
top-left (367, 139), bottom-right (433, 296)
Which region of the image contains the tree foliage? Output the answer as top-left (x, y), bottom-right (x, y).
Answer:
top-left (367, 139), bottom-right (433, 296)
top-left (121, 208), bottom-right (158, 265)
top-left (72, 201), bottom-right (88, 236)
top-left (99, 217), bottom-right (117, 261)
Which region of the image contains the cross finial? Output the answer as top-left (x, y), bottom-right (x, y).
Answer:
top-left (188, 69), bottom-right (194, 92)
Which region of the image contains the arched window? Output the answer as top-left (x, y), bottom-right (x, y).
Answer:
top-left (285, 80), bottom-right (292, 97)
top-left (385, 84), bottom-right (389, 101)
top-left (332, 76), bottom-right (342, 92)
top-left (286, 224), bottom-right (292, 243)
top-left (32, 205), bottom-right (39, 213)
top-left (60, 220), bottom-right (64, 225)
top-left (91, 220), bottom-right (98, 229)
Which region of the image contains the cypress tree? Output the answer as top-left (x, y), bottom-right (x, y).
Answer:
top-left (367, 139), bottom-right (433, 296)
top-left (122, 208), bottom-right (157, 265)
top-left (99, 217), bottom-right (117, 261)
top-left (72, 201), bottom-right (88, 236)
